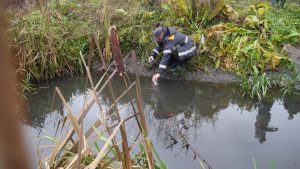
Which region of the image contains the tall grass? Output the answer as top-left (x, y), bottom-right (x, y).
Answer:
top-left (240, 67), bottom-right (272, 100)
top-left (8, 0), bottom-right (300, 99)
top-left (8, 1), bottom-right (101, 85)
top-left (38, 22), bottom-right (165, 168)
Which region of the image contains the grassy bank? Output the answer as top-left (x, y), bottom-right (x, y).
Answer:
top-left (7, 0), bottom-right (300, 99)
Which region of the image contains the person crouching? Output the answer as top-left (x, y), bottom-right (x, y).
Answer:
top-left (149, 26), bottom-right (197, 84)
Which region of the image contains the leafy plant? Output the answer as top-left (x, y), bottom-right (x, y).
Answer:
top-left (171, 66), bottom-right (188, 78)
top-left (240, 66), bottom-right (272, 100)
top-left (8, 0), bottom-right (300, 99)
top-left (279, 72), bottom-right (300, 96)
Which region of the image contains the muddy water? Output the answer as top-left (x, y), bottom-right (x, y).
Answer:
top-left (24, 74), bottom-right (300, 169)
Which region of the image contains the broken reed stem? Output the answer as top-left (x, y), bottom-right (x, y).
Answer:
top-left (131, 51), bottom-right (155, 169)
top-left (122, 75), bottom-right (143, 133)
top-left (39, 21), bottom-right (158, 168)
top-left (103, 63), bottom-right (132, 169)
top-left (85, 34), bottom-right (123, 164)
top-left (54, 87), bottom-right (87, 169)
top-left (165, 130), bottom-right (213, 169)
top-left (93, 32), bottom-right (132, 168)
top-left (85, 120), bottom-right (124, 169)
top-left (109, 24), bottom-right (153, 168)
top-left (80, 52), bottom-right (106, 125)
top-left (53, 69), bottom-right (118, 162)
top-left (85, 81), bottom-right (136, 138)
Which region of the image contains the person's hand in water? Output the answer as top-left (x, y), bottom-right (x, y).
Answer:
top-left (152, 73), bottom-right (160, 85)
top-left (148, 56), bottom-right (154, 64)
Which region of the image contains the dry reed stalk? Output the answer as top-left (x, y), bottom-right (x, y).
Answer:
top-left (132, 51), bottom-right (154, 169)
top-left (85, 120), bottom-right (123, 169)
top-left (53, 69), bottom-right (117, 156)
top-left (110, 26), bottom-right (125, 75)
top-left (84, 81), bottom-right (136, 138)
top-left (54, 87), bottom-right (88, 169)
top-left (92, 33), bottom-right (126, 163)
top-left (0, 2), bottom-right (31, 169)
top-left (80, 51), bottom-right (106, 125)
top-left (39, 21), bottom-right (160, 169)
top-left (109, 26), bottom-right (155, 169)
top-left (109, 25), bottom-right (143, 138)
top-left (93, 30), bottom-right (132, 169)
top-left (104, 0), bottom-right (111, 62)
top-left (108, 24), bottom-right (154, 168)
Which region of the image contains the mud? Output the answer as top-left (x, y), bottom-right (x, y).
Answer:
top-left (93, 46), bottom-right (300, 84)
top-left (123, 55), bottom-right (237, 83)
top-left (287, 45), bottom-right (300, 90)
top-left (287, 45), bottom-right (300, 71)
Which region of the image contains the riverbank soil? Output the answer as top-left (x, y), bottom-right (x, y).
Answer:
top-left (287, 45), bottom-right (300, 89)
top-left (287, 45), bottom-right (300, 70)
top-left (122, 46), bottom-right (300, 84)
top-left (121, 52), bottom-right (236, 83)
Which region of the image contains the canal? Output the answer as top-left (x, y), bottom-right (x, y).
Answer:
top-left (24, 74), bottom-right (300, 169)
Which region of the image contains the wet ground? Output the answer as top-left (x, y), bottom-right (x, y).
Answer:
top-left (23, 73), bottom-right (300, 169)
top-left (118, 45), bottom-right (300, 84)
top-left (287, 45), bottom-right (300, 70)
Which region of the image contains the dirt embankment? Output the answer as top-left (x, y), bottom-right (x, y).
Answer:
top-left (4, 0), bottom-right (33, 8)
top-left (124, 45), bottom-right (300, 84)
top-left (124, 57), bottom-right (237, 84)
top-left (287, 45), bottom-right (300, 71)
top-left (287, 45), bottom-right (300, 90)
top-left (93, 46), bottom-right (300, 84)
top-left (94, 47), bottom-right (300, 85)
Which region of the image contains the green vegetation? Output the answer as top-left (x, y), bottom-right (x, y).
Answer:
top-left (8, 1), bottom-right (101, 82)
top-left (7, 0), bottom-right (300, 99)
top-left (240, 67), bottom-right (271, 100)
top-left (37, 38), bottom-right (167, 168)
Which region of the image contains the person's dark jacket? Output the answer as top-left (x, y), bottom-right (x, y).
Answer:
top-left (151, 27), bottom-right (197, 74)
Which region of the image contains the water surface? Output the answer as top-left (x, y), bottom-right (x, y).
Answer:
top-left (24, 74), bottom-right (300, 169)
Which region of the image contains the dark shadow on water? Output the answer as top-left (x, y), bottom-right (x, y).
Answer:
top-left (255, 99), bottom-right (278, 143)
top-left (284, 93), bottom-right (300, 120)
top-left (24, 73), bottom-right (300, 169)
top-left (148, 80), bottom-right (195, 119)
top-left (25, 75), bottom-right (88, 130)
top-left (25, 73), bottom-right (300, 143)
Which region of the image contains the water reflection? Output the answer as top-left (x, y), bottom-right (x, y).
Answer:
top-left (25, 74), bottom-right (300, 169)
top-left (284, 93), bottom-right (300, 120)
top-left (149, 80), bottom-right (195, 119)
top-left (26, 75), bottom-right (300, 142)
top-left (255, 99), bottom-right (278, 143)
top-left (25, 76), bottom-right (88, 129)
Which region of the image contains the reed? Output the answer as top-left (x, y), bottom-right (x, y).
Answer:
top-left (38, 23), bottom-right (166, 168)
top-left (7, 0), bottom-right (102, 92)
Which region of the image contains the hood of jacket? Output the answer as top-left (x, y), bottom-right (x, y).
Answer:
top-left (168, 27), bottom-right (177, 35)
top-left (162, 27), bottom-right (177, 43)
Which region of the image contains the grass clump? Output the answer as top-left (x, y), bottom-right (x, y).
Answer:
top-left (132, 1), bottom-right (299, 100)
top-left (156, 1), bottom-right (299, 100)
top-left (240, 66), bottom-right (272, 100)
top-left (7, 0), bottom-right (300, 99)
top-left (7, 1), bottom-right (101, 85)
